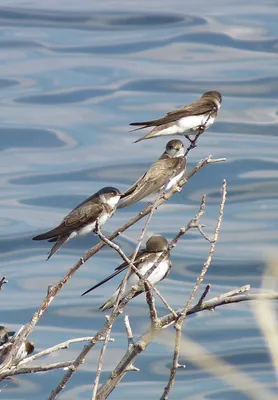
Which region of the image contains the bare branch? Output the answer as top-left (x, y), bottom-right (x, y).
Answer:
top-left (124, 315), bottom-right (134, 349)
top-left (144, 282), bottom-right (158, 322)
top-left (17, 336), bottom-right (114, 367)
top-left (96, 284), bottom-right (278, 399)
top-left (123, 316), bottom-right (139, 372)
top-left (92, 316), bottom-right (111, 400)
top-left (0, 361), bottom-right (74, 379)
top-left (161, 180), bottom-right (227, 399)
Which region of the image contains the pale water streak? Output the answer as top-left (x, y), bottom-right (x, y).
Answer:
top-left (0, 1), bottom-right (278, 399)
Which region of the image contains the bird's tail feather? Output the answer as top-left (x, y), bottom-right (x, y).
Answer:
top-left (48, 237), bottom-right (58, 243)
top-left (99, 291), bottom-right (119, 311)
top-left (129, 125), bottom-right (148, 133)
top-left (47, 235), bottom-right (69, 260)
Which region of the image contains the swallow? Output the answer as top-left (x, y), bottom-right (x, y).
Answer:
top-left (130, 91), bottom-right (222, 142)
top-left (118, 139), bottom-right (186, 208)
top-left (32, 187), bottom-right (121, 259)
top-left (81, 235), bottom-right (171, 310)
top-left (0, 326), bottom-right (34, 367)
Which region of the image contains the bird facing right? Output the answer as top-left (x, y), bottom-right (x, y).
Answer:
top-left (81, 234), bottom-right (171, 311)
top-left (118, 139), bottom-right (186, 209)
top-left (130, 91), bottom-right (222, 143)
top-left (32, 186), bottom-right (121, 259)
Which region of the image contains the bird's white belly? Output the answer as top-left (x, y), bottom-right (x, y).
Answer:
top-left (76, 213), bottom-right (109, 237)
top-left (177, 113), bottom-right (215, 134)
top-left (165, 170), bottom-right (185, 191)
top-left (124, 257), bottom-right (169, 295)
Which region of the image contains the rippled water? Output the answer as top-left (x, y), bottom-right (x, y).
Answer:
top-left (1, 0), bottom-right (278, 399)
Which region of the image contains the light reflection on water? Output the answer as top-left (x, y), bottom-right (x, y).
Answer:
top-left (1, 1), bottom-right (278, 399)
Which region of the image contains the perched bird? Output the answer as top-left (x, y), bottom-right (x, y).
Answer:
top-left (0, 326), bottom-right (34, 367)
top-left (81, 234), bottom-right (171, 310)
top-left (0, 326), bottom-right (14, 346)
top-left (130, 91), bottom-right (222, 143)
top-left (118, 139), bottom-right (186, 208)
top-left (32, 187), bottom-right (121, 259)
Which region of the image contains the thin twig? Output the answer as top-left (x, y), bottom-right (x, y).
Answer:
top-left (92, 316), bottom-right (111, 400)
top-left (144, 281), bottom-right (158, 322)
top-left (0, 361), bottom-right (74, 379)
top-left (123, 316), bottom-right (139, 372)
top-left (184, 107), bottom-right (216, 156)
top-left (161, 180), bottom-right (227, 400)
top-left (17, 336), bottom-right (115, 367)
top-left (196, 284), bottom-right (211, 307)
top-left (124, 315), bottom-right (134, 349)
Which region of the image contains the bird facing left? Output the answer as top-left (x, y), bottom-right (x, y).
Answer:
top-left (32, 187), bottom-right (121, 260)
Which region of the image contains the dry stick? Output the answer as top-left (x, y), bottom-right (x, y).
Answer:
top-left (124, 315), bottom-right (134, 349)
top-left (0, 361), bottom-right (74, 379)
top-left (124, 316), bottom-right (139, 372)
top-left (161, 179), bottom-right (227, 400)
top-left (144, 281), bottom-right (158, 322)
top-left (92, 316), bottom-right (111, 400)
top-left (96, 285), bottom-right (278, 399)
top-left (3, 287), bottom-right (278, 382)
top-left (196, 284), bottom-right (211, 307)
top-left (17, 336), bottom-right (115, 367)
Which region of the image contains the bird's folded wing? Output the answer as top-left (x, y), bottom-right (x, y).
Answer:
top-left (166, 99), bottom-right (215, 118)
top-left (81, 250), bottom-right (147, 296)
top-left (120, 157), bottom-right (185, 206)
top-left (33, 201), bottom-right (104, 240)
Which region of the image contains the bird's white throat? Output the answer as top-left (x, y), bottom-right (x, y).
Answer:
top-left (101, 194), bottom-right (121, 206)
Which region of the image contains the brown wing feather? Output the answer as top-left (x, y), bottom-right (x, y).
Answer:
top-left (118, 156), bottom-right (185, 208)
top-left (166, 98), bottom-right (216, 117)
top-left (81, 250), bottom-right (148, 296)
top-left (130, 99), bottom-right (216, 129)
top-left (114, 250), bottom-right (148, 271)
top-left (33, 198), bottom-right (104, 240)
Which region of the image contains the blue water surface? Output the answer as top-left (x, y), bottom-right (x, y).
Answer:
top-left (1, 0), bottom-right (278, 399)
